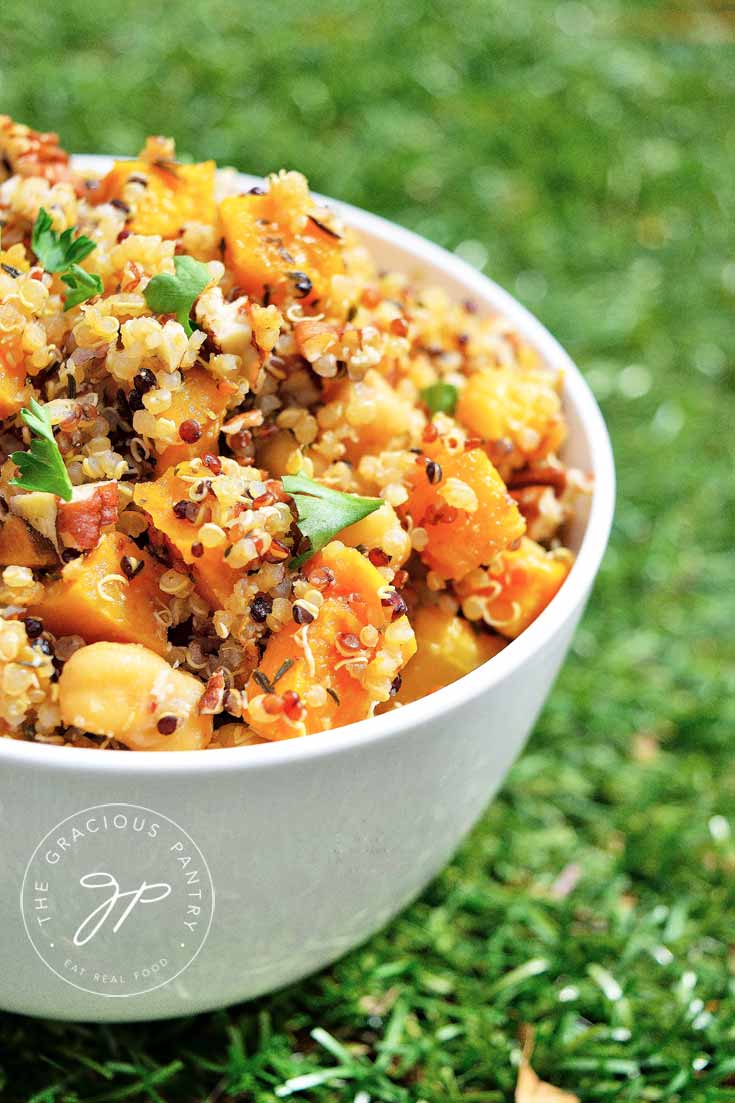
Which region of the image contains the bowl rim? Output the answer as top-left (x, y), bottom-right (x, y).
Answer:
top-left (0, 156), bottom-right (615, 774)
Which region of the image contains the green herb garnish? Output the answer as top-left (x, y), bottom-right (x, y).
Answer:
top-left (282, 472), bottom-right (382, 568)
top-left (31, 208), bottom-right (101, 310)
top-left (61, 265), bottom-right (104, 311)
top-left (10, 399), bottom-right (73, 501)
top-left (31, 208), bottom-right (97, 272)
top-left (143, 255), bottom-right (210, 337)
top-left (421, 381), bottom-right (458, 416)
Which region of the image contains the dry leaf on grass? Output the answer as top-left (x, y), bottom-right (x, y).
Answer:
top-left (358, 985), bottom-right (401, 1016)
top-left (549, 862), bottom-right (582, 900)
top-left (516, 1027), bottom-right (580, 1103)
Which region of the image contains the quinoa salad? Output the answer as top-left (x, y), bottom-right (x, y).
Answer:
top-left (0, 117), bottom-right (588, 751)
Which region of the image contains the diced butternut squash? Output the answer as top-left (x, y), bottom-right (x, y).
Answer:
top-left (189, 552), bottom-right (237, 610)
top-left (340, 501), bottom-right (411, 567)
top-left (455, 537), bottom-right (573, 638)
top-left (395, 606), bottom-right (506, 705)
top-left (9, 490), bottom-right (59, 549)
top-left (133, 468), bottom-right (236, 608)
top-left (0, 515), bottom-right (57, 568)
top-left (155, 368), bottom-right (232, 473)
top-left (400, 442), bottom-right (525, 580)
top-left (456, 365), bottom-right (566, 467)
top-left (256, 428), bottom-right (300, 476)
top-left (92, 159), bottom-right (216, 237)
top-left (330, 370), bottom-right (421, 463)
top-left (315, 541), bottom-right (394, 625)
top-left (246, 601), bottom-right (370, 739)
top-left (245, 542), bottom-right (416, 740)
top-left (220, 177), bottom-right (344, 306)
top-left (0, 341), bottom-right (32, 418)
top-left (31, 532), bottom-right (169, 654)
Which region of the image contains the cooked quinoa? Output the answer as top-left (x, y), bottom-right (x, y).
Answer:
top-left (0, 117), bottom-right (589, 751)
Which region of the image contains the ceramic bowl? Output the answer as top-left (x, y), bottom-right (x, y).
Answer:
top-left (0, 158), bottom-right (614, 1021)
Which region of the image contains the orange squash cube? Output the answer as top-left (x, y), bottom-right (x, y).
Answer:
top-left (455, 537), bottom-right (573, 638)
top-left (456, 365), bottom-right (566, 468)
top-left (400, 442), bottom-right (525, 581)
top-left (31, 532), bottom-right (169, 654)
top-left (155, 368), bottom-right (232, 473)
top-left (329, 370), bottom-right (421, 463)
top-left (133, 468), bottom-right (236, 608)
top-left (314, 541), bottom-right (392, 624)
top-left (92, 159), bottom-right (216, 238)
top-left (255, 428), bottom-right (300, 476)
top-left (340, 501), bottom-right (411, 567)
top-left (0, 515), bottom-right (57, 568)
top-left (0, 342), bottom-right (32, 418)
top-left (395, 606), bottom-right (505, 705)
top-left (245, 542), bottom-right (416, 740)
top-left (220, 181), bottom-right (344, 307)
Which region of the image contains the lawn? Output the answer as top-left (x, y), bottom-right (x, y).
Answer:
top-left (1, 1), bottom-right (734, 1099)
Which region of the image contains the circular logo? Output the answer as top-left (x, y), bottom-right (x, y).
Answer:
top-left (20, 803), bottom-right (215, 998)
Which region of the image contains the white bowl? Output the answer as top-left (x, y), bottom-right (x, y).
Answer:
top-left (0, 158), bottom-right (614, 1022)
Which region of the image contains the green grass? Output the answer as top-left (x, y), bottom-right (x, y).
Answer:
top-left (1, 1), bottom-right (734, 1099)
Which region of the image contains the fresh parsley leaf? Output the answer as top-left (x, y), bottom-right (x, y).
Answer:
top-left (143, 255), bottom-right (210, 337)
top-left (282, 472), bottom-right (383, 568)
top-left (421, 381), bottom-right (458, 416)
top-left (30, 209), bottom-right (100, 311)
top-left (10, 398), bottom-right (73, 501)
top-left (61, 264), bottom-right (103, 311)
top-left (31, 208), bottom-right (96, 273)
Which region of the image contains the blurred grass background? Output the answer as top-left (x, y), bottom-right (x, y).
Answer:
top-left (1, 0), bottom-right (734, 1099)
